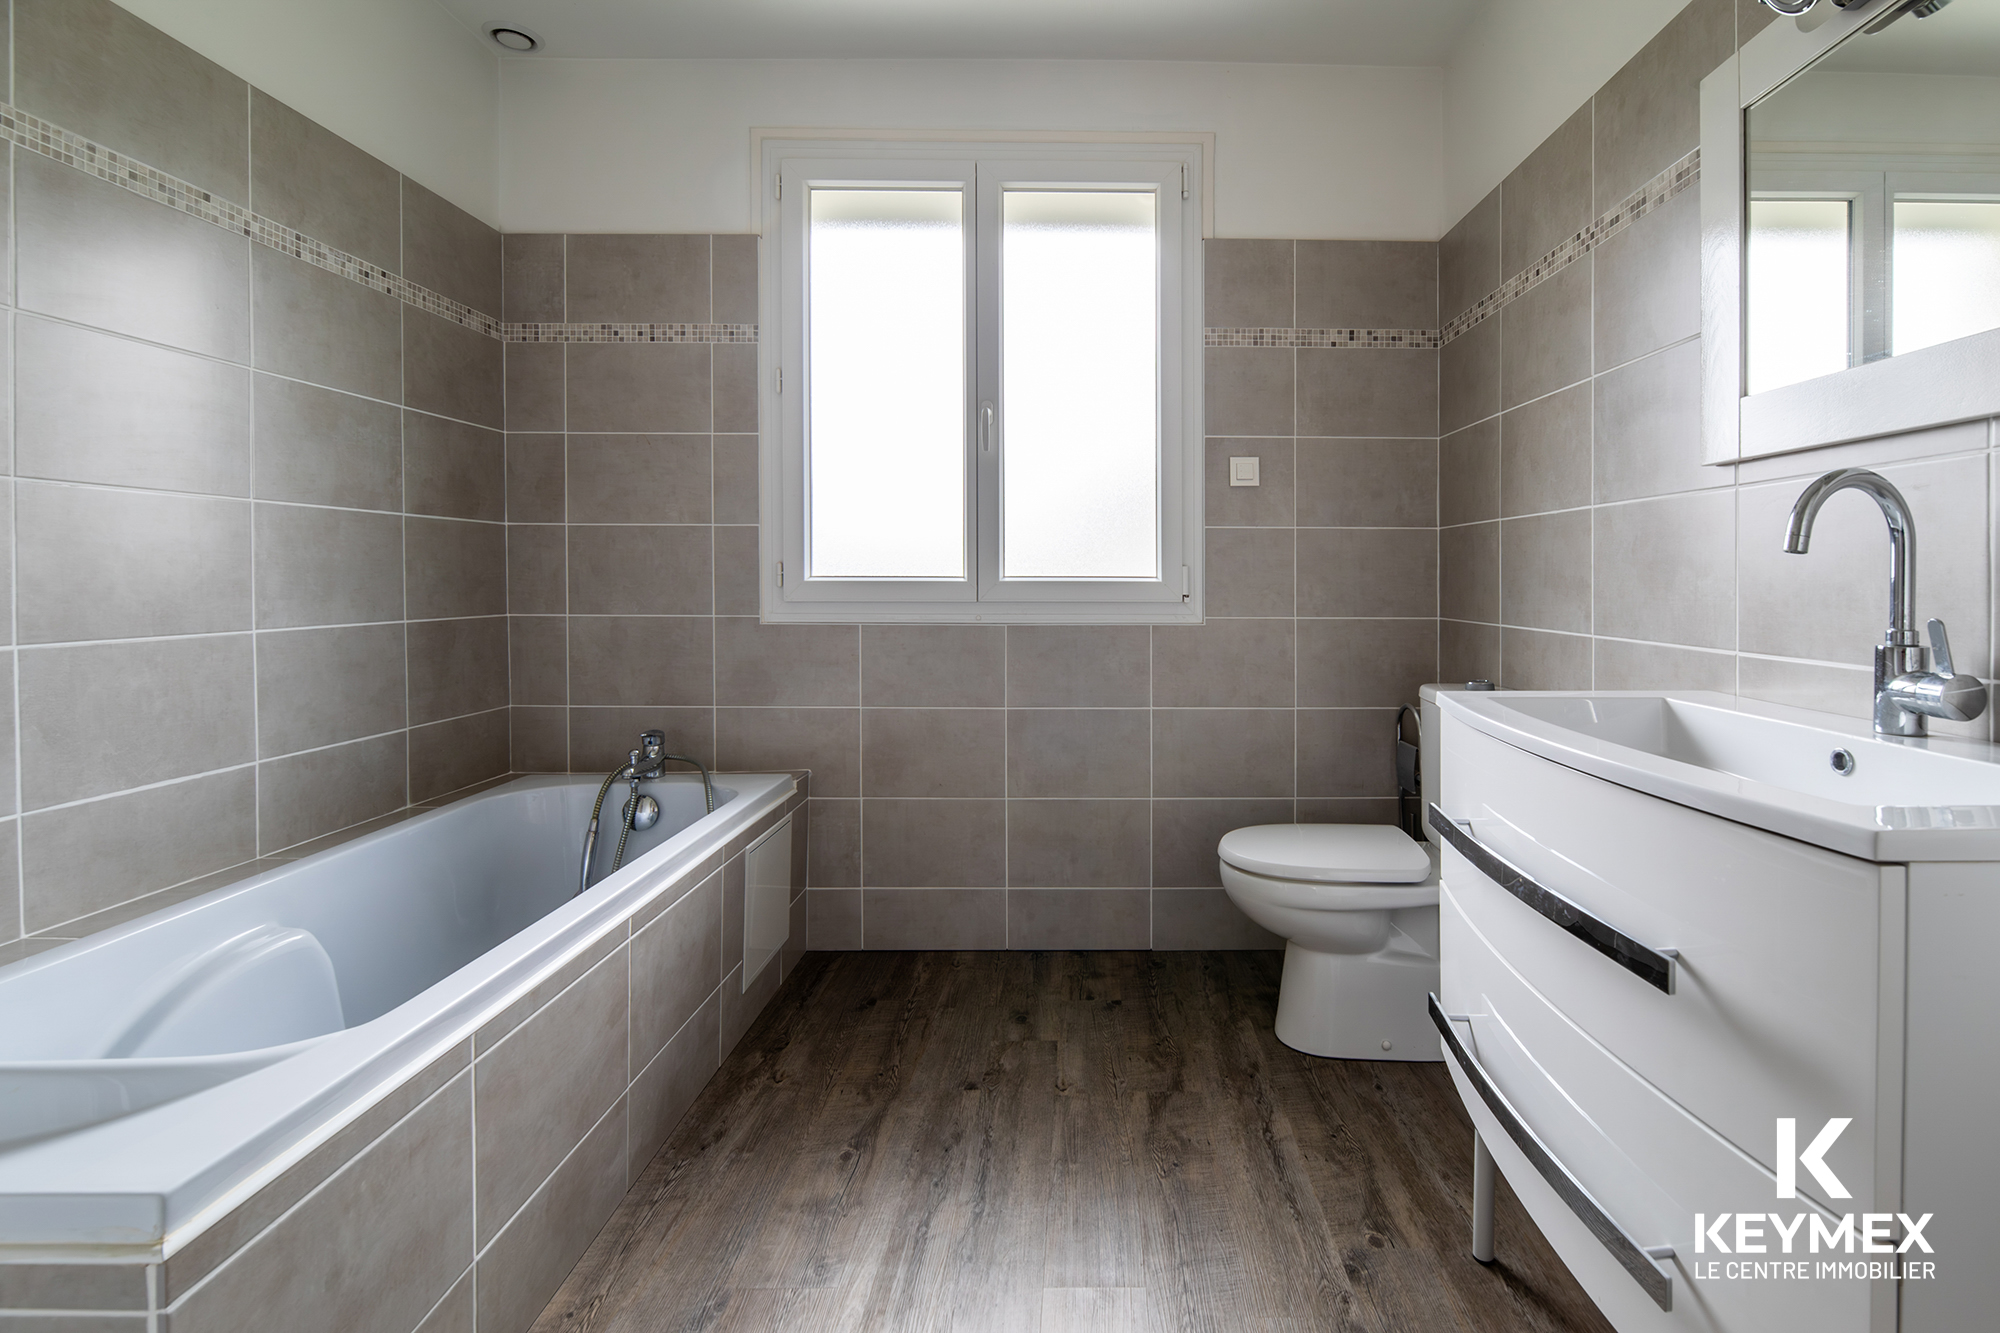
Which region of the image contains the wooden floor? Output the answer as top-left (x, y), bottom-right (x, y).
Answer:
top-left (532, 951), bottom-right (1614, 1333)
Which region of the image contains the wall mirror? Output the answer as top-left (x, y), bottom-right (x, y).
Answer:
top-left (1703, 0), bottom-right (2000, 461)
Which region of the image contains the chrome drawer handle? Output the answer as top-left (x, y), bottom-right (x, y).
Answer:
top-left (1429, 995), bottom-right (1676, 1312)
top-left (1428, 804), bottom-right (1678, 995)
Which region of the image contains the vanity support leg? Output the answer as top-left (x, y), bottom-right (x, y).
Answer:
top-left (1472, 1130), bottom-right (1496, 1264)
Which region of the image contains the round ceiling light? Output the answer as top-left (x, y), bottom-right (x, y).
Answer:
top-left (484, 23), bottom-right (541, 53)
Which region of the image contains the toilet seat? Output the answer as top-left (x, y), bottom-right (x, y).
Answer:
top-left (1217, 824), bottom-right (1436, 884)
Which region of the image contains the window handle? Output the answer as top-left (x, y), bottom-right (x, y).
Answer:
top-left (980, 401), bottom-right (996, 453)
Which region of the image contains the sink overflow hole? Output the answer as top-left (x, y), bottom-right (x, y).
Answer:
top-left (1830, 748), bottom-right (1857, 776)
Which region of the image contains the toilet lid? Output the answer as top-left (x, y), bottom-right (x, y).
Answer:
top-left (1217, 824), bottom-right (1432, 884)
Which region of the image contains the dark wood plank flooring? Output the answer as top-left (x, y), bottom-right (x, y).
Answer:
top-left (532, 951), bottom-right (1614, 1333)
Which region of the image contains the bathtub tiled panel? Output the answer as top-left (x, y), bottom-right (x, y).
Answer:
top-left (506, 236), bottom-right (1442, 950)
top-left (1436, 0), bottom-right (2000, 735)
top-left (12, 784), bottom-right (816, 1333)
top-left (0, 0), bottom-right (511, 950)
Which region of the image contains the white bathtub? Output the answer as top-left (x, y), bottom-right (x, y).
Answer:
top-left (0, 769), bottom-right (799, 1257)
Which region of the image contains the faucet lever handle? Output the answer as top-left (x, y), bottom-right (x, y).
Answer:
top-left (1928, 618), bottom-right (1958, 676)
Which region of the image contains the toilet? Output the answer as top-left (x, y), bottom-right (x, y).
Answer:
top-left (1218, 684), bottom-right (1463, 1060)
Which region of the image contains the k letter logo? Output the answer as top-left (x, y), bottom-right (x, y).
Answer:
top-left (1777, 1117), bottom-right (1852, 1200)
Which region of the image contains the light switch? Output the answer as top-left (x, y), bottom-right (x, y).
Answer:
top-left (1229, 456), bottom-right (1261, 487)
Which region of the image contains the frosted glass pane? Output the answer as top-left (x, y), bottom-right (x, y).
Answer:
top-left (1894, 200), bottom-right (2000, 356)
top-left (1001, 190), bottom-right (1159, 580)
top-left (1746, 199), bottom-right (1851, 395)
top-left (808, 188), bottom-right (965, 579)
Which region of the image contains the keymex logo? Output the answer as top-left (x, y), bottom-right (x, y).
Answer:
top-left (1688, 1118), bottom-right (1938, 1285)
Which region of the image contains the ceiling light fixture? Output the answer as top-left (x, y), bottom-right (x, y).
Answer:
top-left (483, 23), bottom-right (541, 53)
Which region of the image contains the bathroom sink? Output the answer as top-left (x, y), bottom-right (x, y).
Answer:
top-left (1440, 689), bottom-right (2000, 860)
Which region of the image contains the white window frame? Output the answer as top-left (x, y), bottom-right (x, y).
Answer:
top-left (757, 136), bottom-right (1205, 624)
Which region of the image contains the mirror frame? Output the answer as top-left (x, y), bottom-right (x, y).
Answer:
top-left (1701, 0), bottom-right (2000, 463)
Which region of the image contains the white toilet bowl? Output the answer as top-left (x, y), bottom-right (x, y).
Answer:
top-left (1218, 823), bottom-right (1441, 1061)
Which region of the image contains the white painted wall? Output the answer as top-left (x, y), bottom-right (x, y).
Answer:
top-left (111, 0), bottom-right (501, 225)
top-left (1442, 0), bottom-right (1689, 227)
top-left (497, 58), bottom-right (1445, 240)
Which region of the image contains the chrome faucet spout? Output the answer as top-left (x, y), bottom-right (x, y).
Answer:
top-left (1783, 469), bottom-right (1985, 736)
top-left (1783, 468), bottom-right (1918, 646)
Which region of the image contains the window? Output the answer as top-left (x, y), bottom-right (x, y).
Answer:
top-left (759, 138), bottom-right (1204, 623)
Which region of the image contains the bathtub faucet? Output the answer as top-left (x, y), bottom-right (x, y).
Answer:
top-left (626, 731), bottom-right (715, 815)
top-left (577, 732), bottom-right (717, 898)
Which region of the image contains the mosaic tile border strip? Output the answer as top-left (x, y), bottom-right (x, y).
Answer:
top-left (1441, 147), bottom-right (1700, 345)
top-left (0, 100), bottom-right (761, 347)
top-left (1204, 327), bottom-right (1442, 350)
top-left (506, 322), bottom-right (759, 344)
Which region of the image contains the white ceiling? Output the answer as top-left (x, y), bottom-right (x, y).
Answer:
top-left (438, 0), bottom-right (1486, 65)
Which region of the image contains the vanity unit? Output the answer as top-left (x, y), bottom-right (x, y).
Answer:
top-left (1432, 690), bottom-right (1999, 1333)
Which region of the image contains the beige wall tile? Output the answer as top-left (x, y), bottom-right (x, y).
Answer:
top-left (20, 484), bottom-right (250, 642)
top-left (1152, 709), bottom-right (1293, 798)
top-left (1296, 619), bottom-right (1436, 708)
top-left (1296, 529), bottom-right (1436, 618)
top-left (1501, 511), bottom-right (1592, 634)
top-left (715, 619), bottom-right (858, 706)
top-left (1440, 317), bottom-right (1500, 435)
top-left (861, 625), bottom-right (1005, 706)
top-left (1502, 104), bottom-right (1595, 276)
top-left (1440, 619), bottom-right (1501, 684)
top-left (713, 435), bottom-right (759, 524)
top-left (1500, 262), bottom-right (1591, 411)
top-left (1007, 801), bottom-right (1150, 888)
top-left (507, 525), bottom-right (566, 614)
top-left (565, 234), bottom-right (708, 324)
top-left (1204, 347), bottom-right (1293, 437)
top-left (567, 706), bottom-right (712, 772)
top-left (862, 800), bottom-right (1005, 887)
top-left (567, 434), bottom-right (710, 524)
top-left (504, 343), bottom-right (564, 432)
top-left (1296, 438), bottom-right (1436, 529)
top-left (1297, 708), bottom-right (1397, 799)
top-left (1206, 527), bottom-right (1295, 617)
top-left (1593, 0), bottom-right (1734, 210)
top-left (1152, 888), bottom-right (1284, 949)
top-left (508, 616), bottom-right (566, 706)
top-left (1439, 187), bottom-right (1502, 324)
top-left (629, 992), bottom-right (718, 1178)
top-left (1594, 189), bottom-right (1700, 371)
top-left (568, 617), bottom-right (712, 707)
top-left (1153, 620), bottom-right (1294, 709)
top-left (1593, 339), bottom-right (1716, 503)
top-left (1295, 241), bottom-right (1437, 329)
top-left (1151, 799), bottom-right (1293, 888)
top-left (567, 525), bottom-right (712, 616)
top-left (402, 178), bottom-right (502, 316)
top-left (406, 414), bottom-right (505, 523)
top-left (167, 1074), bottom-right (472, 1333)
top-left (1441, 521), bottom-right (1499, 624)
top-left (1206, 438), bottom-right (1293, 527)
top-left (1007, 710), bottom-right (1150, 798)
top-left (511, 706), bottom-right (567, 772)
top-left (717, 708), bottom-right (858, 796)
top-left (253, 246), bottom-right (401, 400)
top-left (258, 624), bottom-right (407, 756)
top-left (250, 91), bottom-right (400, 272)
top-left (408, 710), bottom-right (510, 803)
top-left (405, 310), bottom-right (503, 429)
top-left (475, 1094), bottom-right (628, 1333)
top-left (259, 732), bottom-right (406, 852)
top-left (1501, 382), bottom-right (1591, 517)
top-left (568, 343), bottom-right (711, 433)
top-left (502, 234), bottom-right (563, 323)
top-left (807, 799), bottom-right (860, 887)
top-left (808, 887), bottom-right (862, 946)
top-left (407, 517), bottom-right (507, 620)
top-left (1593, 638), bottom-right (1736, 692)
top-left (861, 709), bottom-right (1004, 797)
top-left (255, 504), bottom-right (403, 630)
top-left (1439, 420), bottom-right (1500, 527)
top-left (254, 376), bottom-right (402, 511)
top-left (17, 317), bottom-right (250, 496)
top-left (1296, 348), bottom-right (1438, 438)
top-left (632, 871), bottom-right (720, 1070)
top-left (1595, 490), bottom-right (1737, 650)
top-left (860, 887), bottom-right (1006, 948)
top-left (1501, 627), bottom-right (1592, 690)
top-left (1204, 239), bottom-right (1293, 327)
top-left (713, 235), bottom-right (759, 324)
top-left (1005, 627), bottom-right (1151, 707)
top-left (473, 946), bottom-right (629, 1245)
top-left (1008, 889), bottom-right (1150, 950)
top-left (409, 617), bottom-right (510, 724)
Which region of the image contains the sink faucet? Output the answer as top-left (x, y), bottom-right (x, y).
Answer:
top-left (1783, 468), bottom-right (1987, 737)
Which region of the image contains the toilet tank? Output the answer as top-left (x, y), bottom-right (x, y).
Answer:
top-left (1417, 683), bottom-right (1490, 846)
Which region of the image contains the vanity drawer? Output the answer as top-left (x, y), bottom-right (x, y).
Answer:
top-left (1440, 889), bottom-right (1878, 1333)
top-left (1438, 719), bottom-right (1897, 1207)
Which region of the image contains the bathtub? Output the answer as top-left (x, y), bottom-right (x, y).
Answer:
top-left (0, 769), bottom-right (806, 1331)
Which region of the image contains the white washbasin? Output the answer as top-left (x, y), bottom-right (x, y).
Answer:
top-left (1441, 690), bottom-right (2000, 860)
